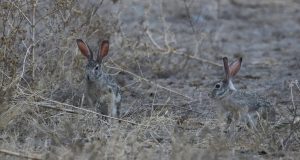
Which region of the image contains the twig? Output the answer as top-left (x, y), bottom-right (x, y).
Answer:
top-left (282, 80), bottom-right (300, 150)
top-left (145, 29), bottom-right (222, 67)
top-left (172, 50), bottom-right (222, 67)
top-left (0, 149), bottom-right (42, 160)
top-left (22, 91), bottom-right (148, 127)
top-left (146, 29), bottom-right (163, 50)
top-left (183, 0), bottom-right (196, 33)
top-left (144, 100), bottom-right (202, 115)
top-left (11, 2), bottom-right (33, 26)
top-left (0, 69), bottom-right (11, 79)
top-left (108, 63), bottom-right (193, 100)
top-left (35, 8), bottom-right (59, 24)
top-left (31, 0), bottom-right (37, 79)
top-left (20, 42), bottom-right (33, 79)
top-left (32, 102), bottom-right (78, 114)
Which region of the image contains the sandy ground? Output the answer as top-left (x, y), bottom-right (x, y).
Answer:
top-left (0, 0), bottom-right (300, 159)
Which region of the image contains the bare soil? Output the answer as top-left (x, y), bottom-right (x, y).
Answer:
top-left (0, 0), bottom-right (299, 159)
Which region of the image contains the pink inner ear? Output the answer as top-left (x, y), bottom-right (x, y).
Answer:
top-left (77, 40), bottom-right (90, 58)
top-left (229, 58), bottom-right (242, 77)
top-left (100, 40), bottom-right (109, 58)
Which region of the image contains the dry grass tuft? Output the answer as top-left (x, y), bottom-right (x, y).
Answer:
top-left (0, 0), bottom-right (299, 159)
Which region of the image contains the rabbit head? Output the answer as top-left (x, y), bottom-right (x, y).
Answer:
top-left (210, 57), bottom-right (242, 99)
top-left (76, 39), bottom-right (110, 82)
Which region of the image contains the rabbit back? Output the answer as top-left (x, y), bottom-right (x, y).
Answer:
top-left (221, 90), bottom-right (271, 114)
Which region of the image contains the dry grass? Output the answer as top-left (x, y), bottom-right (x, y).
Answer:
top-left (0, 0), bottom-right (299, 159)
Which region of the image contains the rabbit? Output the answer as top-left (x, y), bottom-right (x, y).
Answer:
top-left (209, 57), bottom-right (275, 130)
top-left (76, 39), bottom-right (121, 121)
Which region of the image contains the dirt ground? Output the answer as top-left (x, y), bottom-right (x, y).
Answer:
top-left (0, 0), bottom-right (300, 159)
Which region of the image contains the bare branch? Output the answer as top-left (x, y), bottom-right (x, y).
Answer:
top-left (0, 149), bottom-right (42, 160)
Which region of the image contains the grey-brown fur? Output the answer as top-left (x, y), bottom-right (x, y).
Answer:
top-left (76, 39), bottom-right (121, 120)
top-left (209, 57), bottom-right (275, 128)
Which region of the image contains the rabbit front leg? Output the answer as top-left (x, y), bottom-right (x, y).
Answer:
top-left (110, 94), bottom-right (117, 118)
top-left (223, 111), bottom-right (233, 131)
top-left (217, 109), bottom-right (234, 134)
top-left (85, 92), bottom-right (106, 120)
top-left (99, 94), bottom-right (111, 118)
top-left (100, 92), bottom-right (120, 124)
top-left (95, 101), bottom-right (109, 122)
top-left (246, 112), bottom-right (259, 130)
top-left (85, 94), bottom-right (94, 109)
top-left (111, 91), bottom-right (121, 118)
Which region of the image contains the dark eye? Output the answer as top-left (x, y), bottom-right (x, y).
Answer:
top-left (215, 84), bottom-right (221, 89)
top-left (95, 66), bottom-right (99, 70)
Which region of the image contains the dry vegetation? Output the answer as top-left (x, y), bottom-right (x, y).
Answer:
top-left (0, 0), bottom-right (300, 159)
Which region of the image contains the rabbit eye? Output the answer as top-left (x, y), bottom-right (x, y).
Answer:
top-left (215, 84), bottom-right (221, 89)
top-left (95, 66), bottom-right (99, 70)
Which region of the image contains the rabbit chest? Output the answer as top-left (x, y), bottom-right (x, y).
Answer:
top-left (85, 78), bottom-right (113, 106)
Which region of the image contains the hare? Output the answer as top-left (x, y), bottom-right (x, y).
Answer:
top-left (209, 57), bottom-right (274, 130)
top-left (76, 39), bottom-right (121, 120)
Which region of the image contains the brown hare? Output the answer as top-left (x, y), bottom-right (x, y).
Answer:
top-left (76, 39), bottom-right (121, 121)
top-left (209, 57), bottom-right (275, 130)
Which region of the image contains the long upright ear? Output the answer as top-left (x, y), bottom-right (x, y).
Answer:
top-left (76, 39), bottom-right (92, 59)
top-left (97, 40), bottom-right (109, 63)
top-left (223, 57), bottom-right (230, 83)
top-left (229, 57), bottom-right (242, 77)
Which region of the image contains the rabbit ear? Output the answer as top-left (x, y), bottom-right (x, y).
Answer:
top-left (223, 57), bottom-right (230, 83)
top-left (229, 57), bottom-right (242, 77)
top-left (97, 40), bottom-right (109, 63)
top-left (76, 39), bottom-right (92, 59)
